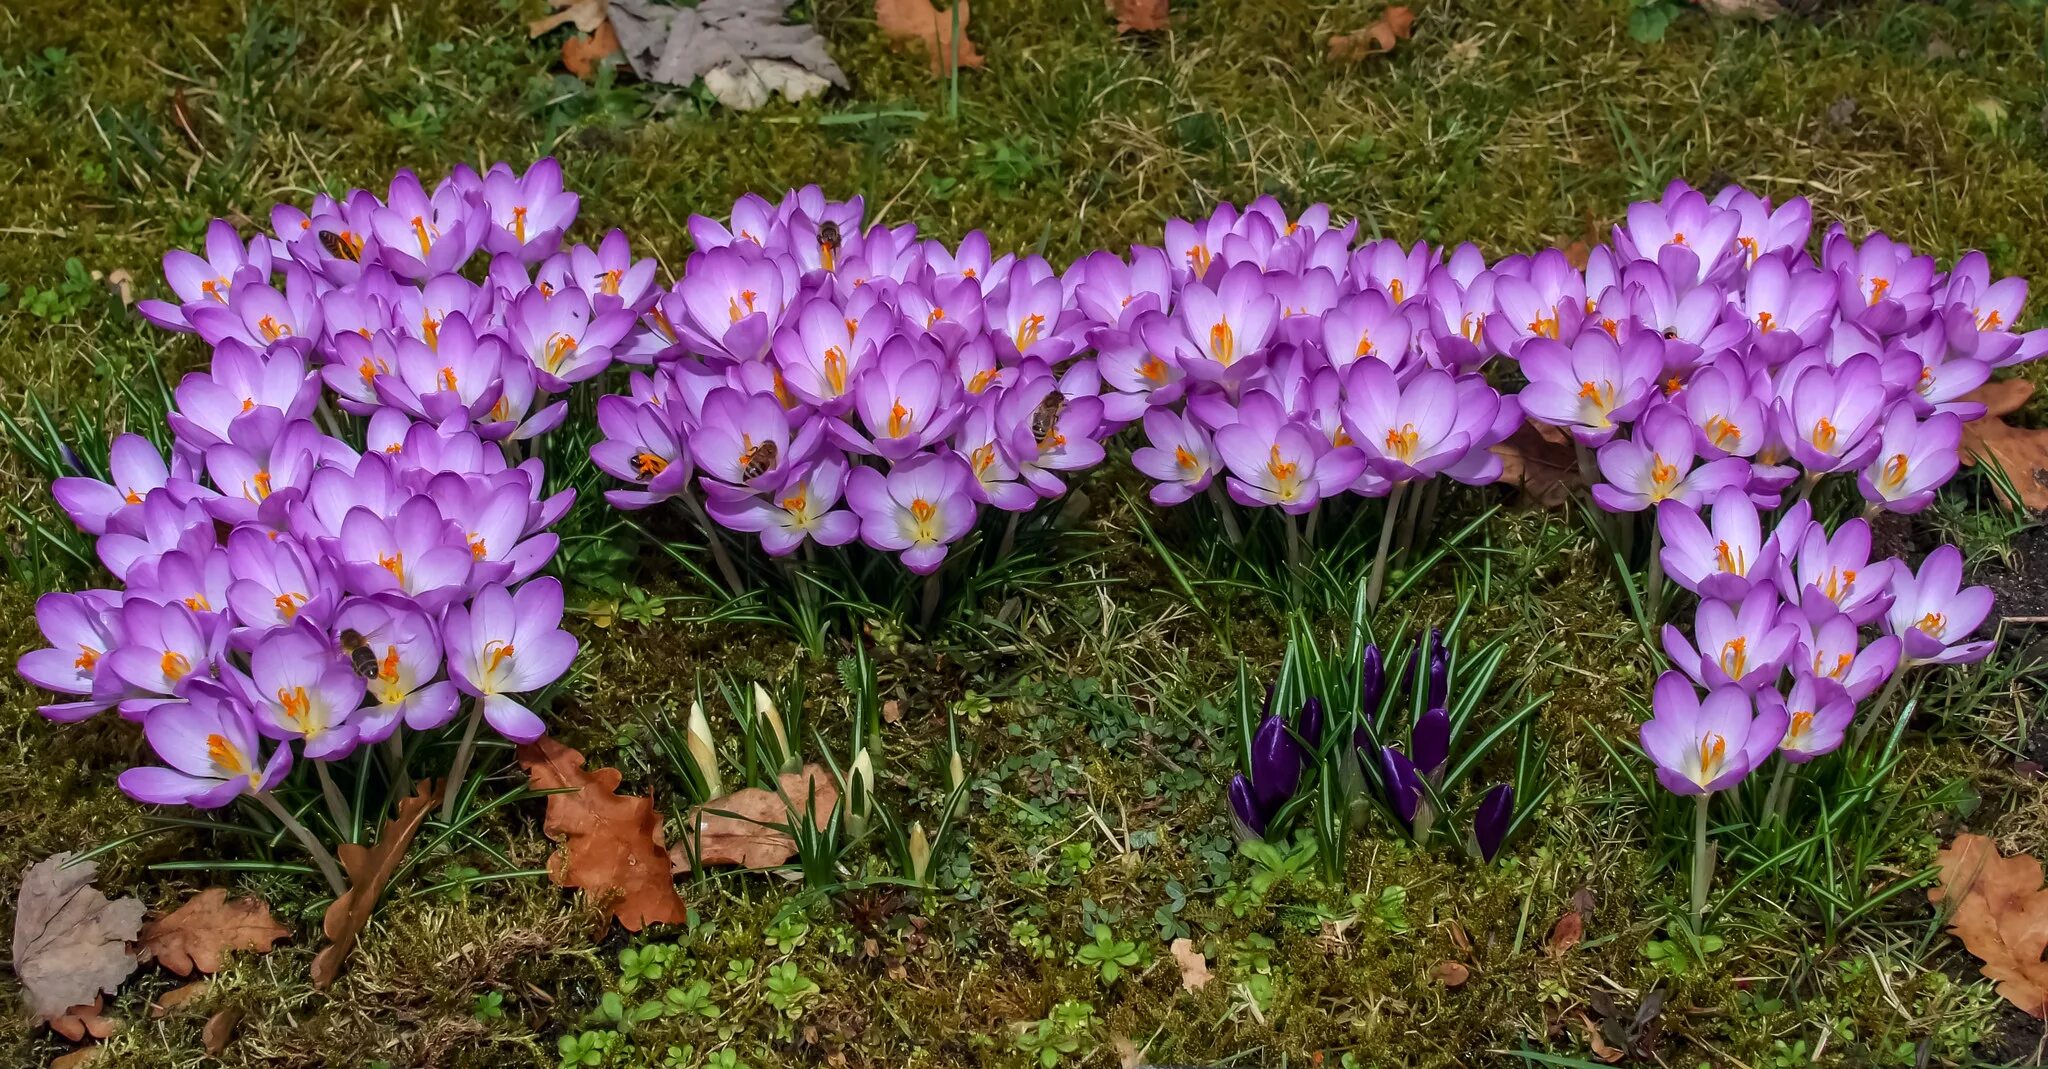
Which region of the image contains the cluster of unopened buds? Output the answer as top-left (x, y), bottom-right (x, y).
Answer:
top-left (18, 162), bottom-right (593, 887)
top-left (591, 188), bottom-right (1108, 575)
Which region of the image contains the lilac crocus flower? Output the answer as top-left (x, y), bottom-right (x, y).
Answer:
top-left (137, 219), bottom-right (275, 333)
top-left (370, 169), bottom-right (486, 280)
top-left (1884, 545), bottom-right (1996, 667)
top-left (692, 387), bottom-right (806, 493)
top-left (334, 597), bottom-right (460, 740)
top-left (1639, 672), bottom-right (1788, 795)
top-left (1592, 405), bottom-right (1750, 512)
top-left (1681, 359), bottom-right (1771, 460)
top-left (96, 491), bottom-right (216, 583)
top-left (1791, 610), bottom-right (1899, 701)
top-left (508, 286), bottom-right (630, 390)
top-left (1662, 588), bottom-right (1800, 691)
top-left (444, 578), bottom-right (579, 744)
top-left (236, 623), bottom-right (366, 760)
top-left (1248, 713), bottom-right (1308, 816)
top-left (1778, 354), bottom-right (1887, 473)
top-left (1517, 332), bottom-right (1663, 445)
top-left (705, 454), bottom-right (861, 556)
top-left (1856, 407), bottom-right (1960, 514)
top-left (1656, 487), bottom-right (1790, 600)
top-left (106, 599), bottom-right (222, 718)
top-left (17, 591), bottom-right (127, 721)
top-left (772, 296), bottom-right (886, 412)
top-left (336, 497), bottom-right (474, 612)
top-left (1339, 363), bottom-right (1492, 484)
top-left (835, 338), bottom-right (961, 460)
top-left (1215, 393), bottom-right (1363, 513)
top-left (52, 434), bottom-right (177, 536)
top-left (118, 687), bottom-right (292, 808)
top-left (590, 396), bottom-right (690, 509)
top-left (1092, 323), bottom-right (1186, 424)
top-left (1776, 517), bottom-right (1896, 626)
top-left (1737, 257), bottom-right (1838, 360)
top-left (1002, 375), bottom-right (1108, 498)
top-left (478, 158), bottom-right (579, 263)
top-left (1775, 675), bottom-right (1856, 764)
top-left (223, 526), bottom-right (339, 647)
top-left (671, 246), bottom-right (798, 363)
top-left (168, 340), bottom-right (321, 450)
top-left (846, 452), bottom-right (977, 574)
top-left (953, 405), bottom-right (1036, 513)
top-left (1319, 290), bottom-right (1413, 373)
top-left (1170, 262), bottom-right (1281, 383)
top-left (1131, 408), bottom-right (1218, 506)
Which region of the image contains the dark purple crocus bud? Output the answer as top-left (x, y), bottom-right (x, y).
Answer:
top-left (1379, 746), bottom-right (1422, 826)
top-left (1261, 681), bottom-right (1275, 719)
top-left (1412, 705), bottom-right (1450, 777)
top-left (1250, 715), bottom-right (1305, 813)
top-left (1359, 645), bottom-right (1384, 720)
top-left (1474, 783), bottom-right (1514, 862)
top-left (57, 442), bottom-right (86, 477)
top-left (1426, 629), bottom-right (1449, 711)
top-left (1297, 697), bottom-right (1325, 748)
top-left (1228, 773), bottom-right (1268, 838)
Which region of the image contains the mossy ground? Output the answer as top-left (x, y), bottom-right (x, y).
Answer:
top-left (2, 0), bottom-right (2047, 1066)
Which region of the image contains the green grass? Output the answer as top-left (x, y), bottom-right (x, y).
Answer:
top-left (2, 0), bottom-right (2047, 1066)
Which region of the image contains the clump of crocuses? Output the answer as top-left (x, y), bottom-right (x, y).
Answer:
top-left (1228, 599), bottom-right (1544, 881)
top-left (19, 162), bottom-right (589, 893)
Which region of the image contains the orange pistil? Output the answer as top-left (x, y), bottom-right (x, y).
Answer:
top-left (966, 367), bottom-right (996, 394)
top-left (1703, 415), bottom-right (1741, 451)
top-left (1354, 334), bottom-right (1376, 359)
top-left (601, 269), bottom-right (622, 296)
top-left (1664, 376), bottom-right (1683, 397)
top-left (379, 646), bottom-right (401, 683)
top-left (201, 278), bottom-right (229, 303)
top-left (511, 206), bottom-right (528, 245)
top-left (780, 487), bottom-right (810, 517)
top-left (1388, 278), bottom-right (1406, 305)
top-left (1978, 308), bottom-right (2005, 332)
top-left (1916, 611), bottom-right (1947, 638)
top-left (1671, 232), bottom-right (1688, 246)
top-left (726, 289), bottom-right (760, 323)
top-left (378, 551), bottom-right (406, 586)
top-left (1649, 454), bottom-right (1679, 492)
top-left (1384, 423), bottom-right (1420, 462)
top-left (161, 649), bottom-right (193, 682)
top-left (1174, 445), bottom-right (1201, 475)
top-left (1265, 445), bottom-right (1300, 499)
top-left (257, 315), bottom-right (289, 342)
top-left (1867, 277), bottom-right (1890, 306)
top-left (422, 313), bottom-right (441, 350)
top-left (358, 356), bottom-right (384, 385)
top-left (468, 534), bottom-right (488, 560)
top-left (123, 488), bottom-right (143, 505)
top-left (1814, 651), bottom-right (1853, 679)
top-left (886, 400), bottom-right (913, 438)
top-left (1599, 317), bottom-right (1620, 339)
top-left (1528, 314), bottom-right (1560, 339)
top-left (823, 347), bottom-right (849, 395)
top-left (251, 470), bottom-right (273, 499)
top-left (1696, 732), bottom-right (1727, 780)
top-left (1881, 453), bottom-right (1909, 492)
top-left (969, 444), bottom-right (997, 476)
top-left (1209, 319), bottom-right (1237, 366)
top-left (1822, 568), bottom-right (1858, 601)
top-left (1577, 379), bottom-right (1618, 425)
top-left (1756, 310), bottom-right (1777, 333)
top-left (440, 367), bottom-right (459, 393)
top-left (1787, 710), bottom-right (1814, 743)
top-left (1714, 539), bottom-right (1747, 577)
top-left (1015, 313), bottom-right (1046, 351)
top-left (410, 215), bottom-right (434, 255)
top-left (543, 333), bottom-right (576, 372)
top-left (74, 645), bottom-right (100, 671)
top-left (1737, 236), bottom-right (1760, 265)
top-left (908, 498), bottom-right (938, 527)
top-left (820, 241), bottom-right (836, 273)
top-left (925, 308), bottom-right (946, 329)
top-left (1187, 244), bottom-right (1212, 278)
top-left (206, 733), bottom-right (248, 777)
top-left (273, 591), bottom-right (304, 620)
top-left (183, 595), bottom-right (211, 612)
top-left (1718, 637), bottom-right (1749, 680)
top-left (241, 397), bottom-right (255, 413)
top-left (277, 685), bottom-right (313, 729)
top-left (1810, 417), bottom-right (1838, 453)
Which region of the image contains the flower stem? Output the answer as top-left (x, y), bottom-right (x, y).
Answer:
top-left (1691, 792), bottom-right (1715, 931)
top-left (1795, 471), bottom-right (1822, 505)
top-left (1644, 524), bottom-right (1665, 624)
top-left (1761, 758), bottom-right (1790, 828)
top-left (918, 570), bottom-right (943, 633)
top-left (313, 759), bottom-right (353, 840)
top-left (1284, 510), bottom-right (1302, 569)
top-left (439, 699), bottom-right (487, 825)
top-left (1206, 482), bottom-right (1243, 545)
top-left (1851, 665), bottom-right (1911, 752)
top-left (383, 735), bottom-right (412, 802)
top-left (679, 490), bottom-right (745, 596)
top-left (255, 790), bottom-right (347, 897)
top-left (1367, 482), bottom-right (1409, 611)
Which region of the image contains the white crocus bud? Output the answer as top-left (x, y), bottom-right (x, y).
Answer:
top-left (845, 747), bottom-right (874, 838)
top-left (907, 822), bottom-right (931, 886)
top-left (686, 699), bottom-right (721, 798)
top-left (752, 682), bottom-right (796, 773)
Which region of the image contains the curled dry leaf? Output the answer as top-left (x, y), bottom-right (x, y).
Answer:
top-left (1432, 960), bottom-right (1471, 987)
top-left (1931, 832), bottom-right (2048, 1017)
top-left (1494, 419), bottom-right (1583, 508)
top-left (11, 853), bottom-right (145, 1025)
top-left (672, 764), bottom-right (838, 872)
top-left (152, 980), bottom-right (209, 1018)
top-left (138, 888), bottom-right (289, 977)
top-left (530, 0), bottom-right (610, 37)
top-left (1170, 937), bottom-right (1212, 992)
top-left (875, 0), bottom-right (985, 76)
top-left (311, 780), bottom-right (442, 990)
top-left (203, 1006), bottom-right (243, 1057)
top-left (1107, 0), bottom-right (1168, 33)
top-left (51, 1046), bottom-right (102, 1069)
top-left (1546, 909), bottom-right (1585, 958)
top-left (1960, 379), bottom-right (2048, 511)
top-left (519, 736), bottom-right (688, 932)
top-left (563, 22), bottom-right (624, 80)
top-left (1329, 5), bottom-right (1414, 62)
top-left (1578, 1010), bottom-right (1626, 1064)
top-left (47, 997), bottom-right (117, 1043)
top-left (1111, 1033), bottom-right (1145, 1069)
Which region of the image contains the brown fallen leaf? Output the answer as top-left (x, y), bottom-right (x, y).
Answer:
top-left (311, 781), bottom-right (441, 990)
top-left (1959, 379), bottom-right (2048, 511)
top-left (1107, 0), bottom-right (1167, 33)
top-left (11, 853), bottom-right (145, 1026)
top-left (1445, 918), bottom-right (1473, 955)
top-left (1169, 937), bottom-right (1212, 992)
top-left (881, 698), bottom-right (903, 725)
top-left (203, 1006), bottom-right (242, 1057)
top-left (1329, 5), bottom-right (1414, 62)
top-left (1578, 1010), bottom-right (1626, 1063)
top-left (139, 888), bottom-right (289, 977)
top-left (47, 997), bottom-right (117, 1042)
top-left (531, 0), bottom-right (610, 37)
top-left (563, 21), bottom-right (623, 80)
top-left (1432, 960), bottom-right (1470, 987)
top-left (1111, 1033), bottom-right (1145, 1069)
top-left (1494, 419), bottom-right (1583, 508)
top-left (1546, 909), bottom-right (1585, 958)
top-left (875, 0), bottom-right (985, 76)
top-left (152, 980), bottom-right (209, 1018)
top-left (1930, 832), bottom-right (2048, 1017)
top-left (520, 737), bottom-right (688, 931)
top-left (673, 764), bottom-right (839, 872)
top-left (51, 1046), bottom-right (102, 1069)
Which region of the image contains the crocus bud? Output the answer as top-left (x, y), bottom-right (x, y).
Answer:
top-left (1379, 746), bottom-right (1422, 826)
top-left (1412, 705), bottom-right (1450, 777)
top-left (1359, 645), bottom-right (1384, 720)
top-left (1474, 783), bottom-right (1514, 862)
top-left (1296, 697), bottom-right (1325, 749)
top-left (58, 442), bottom-right (86, 477)
top-left (1426, 629), bottom-right (1449, 711)
top-left (1250, 715), bottom-right (1305, 814)
top-left (907, 821), bottom-right (931, 885)
top-left (845, 747), bottom-right (874, 838)
top-left (686, 699), bottom-right (721, 798)
top-left (948, 747), bottom-right (966, 793)
top-left (1228, 774), bottom-right (1267, 839)
top-left (753, 682), bottom-right (796, 773)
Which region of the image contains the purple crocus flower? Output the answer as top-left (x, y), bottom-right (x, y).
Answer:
top-left (1592, 404), bottom-right (1751, 512)
top-left (168, 340), bottom-right (321, 450)
top-left (1656, 487), bottom-right (1788, 600)
top-left (1776, 517), bottom-right (1896, 626)
top-left (17, 591), bottom-right (127, 722)
top-left (137, 219), bottom-right (275, 333)
top-left (336, 497), bottom-right (474, 612)
top-left (1228, 774), bottom-right (1268, 838)
top-left (1776, 674), bottom-right (1856, 764)
top-left (670, 245), bottom-right (798, 363)
top-left (1411, 705), bottom-right (1450, 776)
top-left (846, 452), bottom-right (977, 574)
top-left (96, 491), bottom-right (217, 583)
top-left (1639, 672), bottom-right (1788, 796)
top-left (1215, 392), bottom-right (1363, 513)
top-left (1320, 290), bottom-right (1413, 374)
top-left (52, 434), bottom-right (175, 536)
top-left (1473, 783), bottom-right (1514, 862)
top-left (508, 285), bottom-right (629, 390)
top-left (705, 454), bottom-right (861, 556)
top-left (1857, 407), bottom-right (1960, 514)
top-left (1712, 187), bottom-right (1812, 268)
top-left (1170, 262), bottom-right (1281, 383)
top-left (236, 622), bottom-right (366, 760)
top-left (444, 578), bottom-right (579, 744)
top-left (117, 687), bottom-right (292, 808)
top-left (334, 597), bottom-right (460, 740)
top-left (590, 396), bottom-right (690, 509)
top-left (1378, 746), bottom-right (1424, 826)
top-left (1662, 589), bottom-right (1800, 691)
top-left (1680, 359), bottom-right (1770, 460)
top-left (1791, 610), bottom-right (1899, 701)
top-left (1517, 332), bottom-right (1663, 445)
top-left (1777, 354), bottom-right (1887, 473)
top-left (223, 526), bottom-right (339, 647)
top-left (836, 338), bottom-right (962, 460)
top-left (1002, 375), bottom-right (1108, 498)
top-left (105, 599), bottom-right (222, 718)
top-left (772, 296), bottom-right (886, 412)
top-left (370, 169), bottom-right (486, 280)
top-left (953, 405), bottom-right (1036, 512)
top-left (1884, 545), bottom-right (1996, 667)
top-left (1249, 713), bottom-right (1307, 815)
top-left (1339, 362), bottom-right (1496, 484)
top-left (1737, 257), bottom-right (1837, 360)
top-left (1131, 409), bottom-right (1217, 505)
top-left (1824, 227), bottom-right (1935, 336)
top-left (692, 387), bottom-right (808, 493)
top-left (478, 158), bottom-right (579, 263)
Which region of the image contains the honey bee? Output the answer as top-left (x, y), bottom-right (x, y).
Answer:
top-left (337, 628), bottom-right (379, 679)
top-left (739, 439), bottom-right (779, 482)
top-left (319, 229), bottom-right (364, 263)
top-left (817, 221), bottom-right (842, 271)
top-left (1030, 392), bottom-right (1065, 443)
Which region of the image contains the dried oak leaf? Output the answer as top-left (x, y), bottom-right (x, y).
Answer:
top-left (151, 980), bottom-right (209, 1018)
top-left (11, 853), bottom-right (145, 1024)
top-left (520, 736), bottom-right (687, 931)
top-left (610, 0), bottom-right (847, 96)
top-left (1959, 378), bottom-right (2048, 511)
top-left (1931, 832), bottom-right (2048, 1017)
top-left (1329, 6), bottom-right (1414, 62)
top-left (1107, 0), bottom-right (1168, 33)
top-left (51, 1046), bottom-right (102, 1069)
top-left (875, 0), bottom-right (985, 76)
top-left (563, 22), bottom-right (624, 80)
top-left (203, 1006), bottom-right (242, 1056)
top-left (138, 889), bottom-right (289, 978)
top-left (1577, 1010), bottom-right (1625, 1063)
top-left (1169, 937), bottom-right (1212, 992)
top-left (311, 780), bottom-right (441, 990)
top-left (1494, 419), bottom-right (1582, 508)
top-left (1546, 909), bottom-right (1585, 958)
top-left (530, 0), bottom-right (610, 37)
top-left (48, 997), bottom-right (117, 1043)
top-left (671, 765), bottom-right (838, 873)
